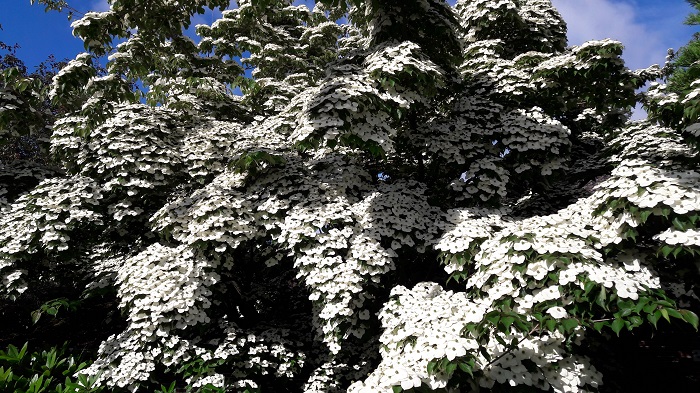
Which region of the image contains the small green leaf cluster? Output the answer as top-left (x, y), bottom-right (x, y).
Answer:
top-left (665, 0), bottom-right (700, 96)
top-left (0, 342), bottom-right (103, 393)
top-left (30, 297), bottom-right (81, 324)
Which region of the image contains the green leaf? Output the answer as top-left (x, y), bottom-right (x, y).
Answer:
top-left (661, 207), bottom-right (672, 218)
top-left (655, 299), bottom-right (675, 308)
top-left (642, 301), bottom-right (657, 313)
top-left (665, 308), bottom-right (683, 320)
top-left (392, 386), bottom-right (403, 393)
top-left (679, 310), bottom-right (699, 329)
top-left (458, 361), bottom-right (474, 377)
top-left (31, 310), bottom-right (42, 324)
top-left (545, 318), bottom-right (557, 332)
top-left (561, 318), bottom-right (579, 332)
top-left (494, 333), bottom-right (508, 347)
top-left (0, 366), bottom-right (14, 382)
top-left (438, 357), bottom-right (450, 371)
top-left (611, 318), bottom-right (625, 335)
top-left (628, 315), bottom-right (643, 328)
top-left (672, 246), bottom-right (684, 258)
top-left (648, 311), bottom-right (661, 328)
top-left (500, 316), bottom-right (515, 331)
top-left (486, 313), bottom-right (500, 326)
top-left (445, 362), bottom-right (458, 376)
top-left (77, 373), bottom-right (89, 387)
top-left (617, 299), bottom-right (635, 311)
top-left (478, 346), bottom-right (491, 361)
top-left (596, 287), bottom-right (608, 311)
top-left (620, 306), bottom-right (634, 318)
top-left (689, 214), bottom-right (699, 225)
top-left (427, 360), bottom-right (436, 374)
top-left (18, 343), bottom-right (28, 361)
top-left (672, 217), bottom-right (686, 231)
top-left (513, 315), bottom-right (530, 332)
top-left (44, 349), bottom-right (57, 369)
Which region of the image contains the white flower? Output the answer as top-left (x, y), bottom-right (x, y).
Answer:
top-left (546, 306), bottom-right (568, 319)
top-left (525, 259), bottom-right (551, 281)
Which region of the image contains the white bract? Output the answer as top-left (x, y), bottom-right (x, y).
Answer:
top-left (1, 1), bottom-right (698, 392)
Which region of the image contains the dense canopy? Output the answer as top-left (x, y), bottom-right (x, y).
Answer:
top-left (1, 1), bottom-right (699, 392)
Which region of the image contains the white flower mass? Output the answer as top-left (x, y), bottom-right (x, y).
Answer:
top-left (1, 0), bottom-right (699, 392)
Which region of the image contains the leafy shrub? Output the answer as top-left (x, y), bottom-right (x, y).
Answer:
top-left (0, 342), bottom-right (103, 393)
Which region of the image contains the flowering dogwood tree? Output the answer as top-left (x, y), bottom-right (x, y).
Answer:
top-left (2, 0), bottom-right (699, 392)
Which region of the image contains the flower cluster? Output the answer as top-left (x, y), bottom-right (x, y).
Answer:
top-left (357, 119), bottom-right (697, 391)
top-left (0, 176), bottom-right (104, 298)
top-left (457, 0), bottom-right (567, 55)
top-left (3, 1), bottom-right (699, 392)
top-left (607, 121), bottom-right (695, 163)
top-left (291, 36), bottom-right (450, 155)
top-left (0, 159), bottom-right (62, 207)
top-left (349, 283), bottom-right (603, 393)
top-left (644, 79), bottom-right (700, 129)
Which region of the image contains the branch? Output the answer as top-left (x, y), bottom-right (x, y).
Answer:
top-left (30, 0), bottom-right (86, 18)
top-left (482, 323), bottom-right (540, 369)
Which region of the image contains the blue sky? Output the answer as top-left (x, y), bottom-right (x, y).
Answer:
top-left (0, 0), bottom-right (696, 74)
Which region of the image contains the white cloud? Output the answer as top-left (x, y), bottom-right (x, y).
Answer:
top-left (551, 0), bottom-right (695, 70)
top-left (551, 0), bottom-right (664, 70)
top-left (89, 0), bottom-right (111, 12)
top-left (551, 0), bottom-right (695, 119)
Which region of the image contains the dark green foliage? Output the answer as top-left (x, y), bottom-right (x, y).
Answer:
top-left (668, 0), bottom-right (700, 94)
top-left (0, 342), bottom-right (103, 393)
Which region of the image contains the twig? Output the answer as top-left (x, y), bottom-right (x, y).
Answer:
top-left (482, 323), bottom-right (540, 368)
